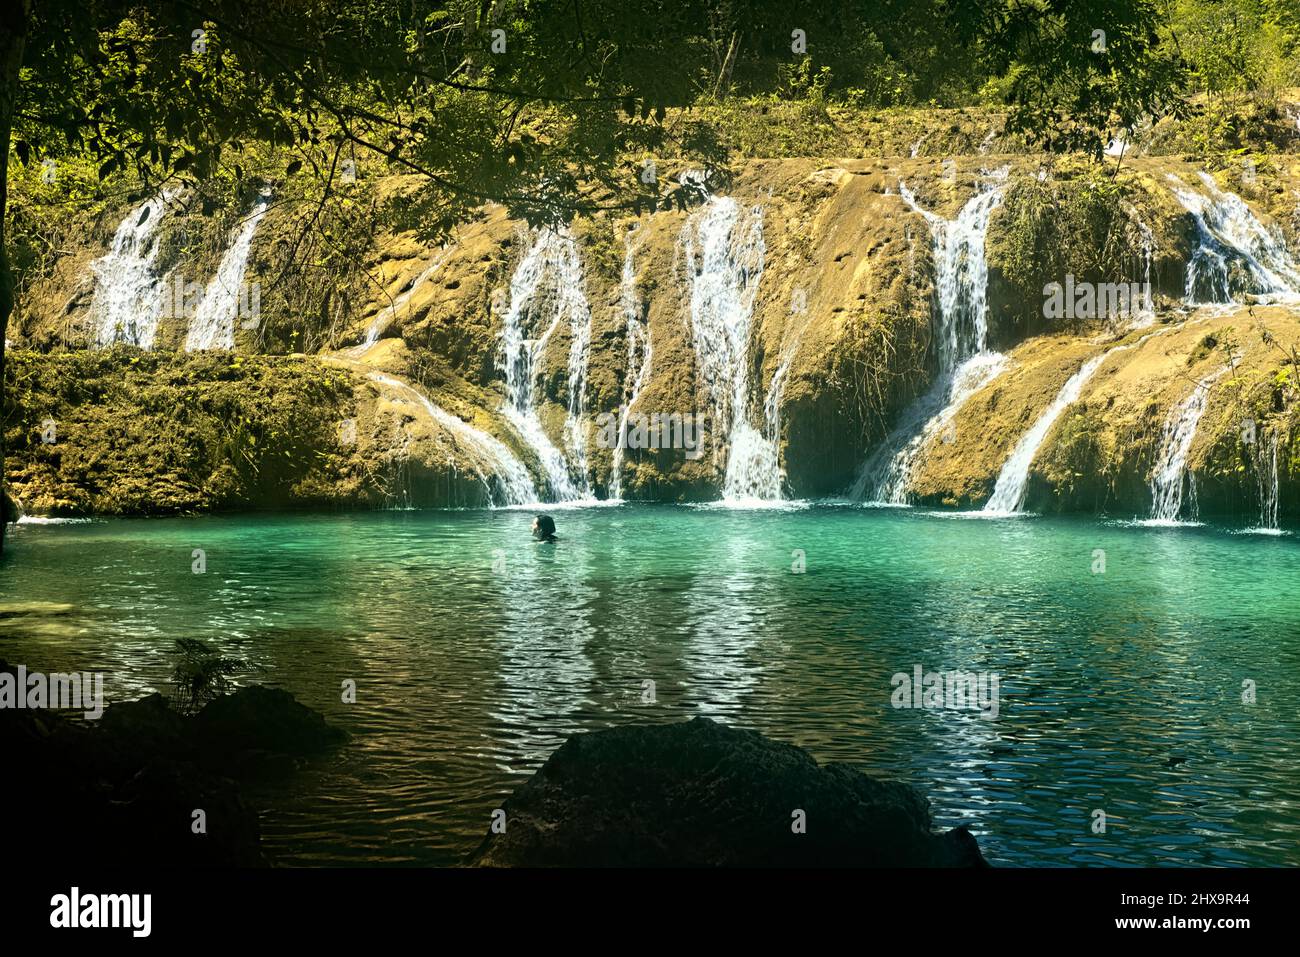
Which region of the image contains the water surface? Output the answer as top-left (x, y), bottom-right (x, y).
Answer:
top-left (2, 505), bottom-right (1297, 867)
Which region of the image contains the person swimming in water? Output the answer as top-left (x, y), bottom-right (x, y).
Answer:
top-left (531, 514), bottom-right (558, 543)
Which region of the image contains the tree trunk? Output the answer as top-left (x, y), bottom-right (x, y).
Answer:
top-left (0, 0), bottom-right (32, 554)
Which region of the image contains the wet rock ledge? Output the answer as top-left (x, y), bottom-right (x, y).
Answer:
top-left (469, 717), bottom-right (986, 867)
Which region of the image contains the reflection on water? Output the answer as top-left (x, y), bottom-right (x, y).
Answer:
top-left (2, 506), bottom-right (1298, 867)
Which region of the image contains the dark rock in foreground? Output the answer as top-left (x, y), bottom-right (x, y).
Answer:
top-left (194, 685), bottom-right (349, 757)
top-left (0, 663), bottom-right (345, 867)
top-left (468, 717), bottom-right (987, 867)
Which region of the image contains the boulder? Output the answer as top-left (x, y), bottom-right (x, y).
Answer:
top-left (99, 692), bottom-right (190, 758)
top-left (193, 685), bottom-right (348, 757)
top-left (0, 674), bottom-right (346, 867)
top-left (0, 685), bottom-right (264, 867)
top-left (469, 717), bottom-right (986, 867)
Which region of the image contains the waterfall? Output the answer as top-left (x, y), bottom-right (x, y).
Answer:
top-left (750, 345), bottom-right (799, 495)
top-left (1169, 172), bottom-right (1300, 304)
top-left (609, 224), bottom-right (652, 501)
top-left (1147, 370), bottom-right (1225, 523)
top-left (1249, 431), bottom-right (1282, 533)
top-left (363, 246), bottom-right (452, 347)
top-left (90, 190), bottom-right (177, 348)
top-left (497, 226), bottom-right (594, 501)
top-left (186, 193), bottom-right (271, 351)
top-left (681, 187), bottom-right (782, 502)
top-left (369, 372), bottom-right (536, 506)
top-left (721, 339), bottom-right (797, 501)
top-left (983, 344), bottom-right (1131, 515)
top-left (901, 175), bottom-right (1007, 373)
top-left (1126, 207), bottom-right (1157, 329)
top-left (850, 171), bottom-right (1009, 503)
top-left (853, 351), bottom-right (1011, 502)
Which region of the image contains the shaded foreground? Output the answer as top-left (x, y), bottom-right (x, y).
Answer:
top-left (2, 658), bottom-right (982, 867)
top-left (0, 669), bottom-right (346, 867)
top-left (470, 717), bottom-right (986, 867)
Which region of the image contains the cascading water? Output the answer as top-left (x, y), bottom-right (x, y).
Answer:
top-left (362, 246), bottom-right (452, 348)
top-left (681, 185), bottom-right (781, 502)
top-left (90, 190), bottom-right (177, 348)
top-left (1147, 369), bottom-right (1226, 524)
top-left (983, 341), bottom-right (1142, 515)
top-left (1125, 206), bottom-right (1157, 328)
top-left (370, 372), bottom-right (536, 506)
top-left (721, 339), bottom-right (800, 502)
top-left (850, 170), bottom-right (1010, 503)
top-left (186, 193), bottom-right (271, 351)
top-left (609, 224), bottom-right (652, 501)
top-left (901, 175), bottom-right (1008, 370)
top-left (1249, 431), bottom-right (1282, 534)
top-left (497, 226), bottom-right (594, 501)
top-left (1170, 172), bottom-right (1300, 304)
top-left (751, 344), bottom-right (800, 496)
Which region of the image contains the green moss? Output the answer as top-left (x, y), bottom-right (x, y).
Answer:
top-left (3, 349), bottom-right (362, 516)
top-left (988, 162), bottom-right (1147, 342)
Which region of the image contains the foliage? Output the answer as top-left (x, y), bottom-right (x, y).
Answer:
top-left (2, 349), bottom-right (361, 514)
top-left (170, 638), bottom-right (248, 714)
top-left (947, 0), bottom-right (1189, 157)
top-left (8, 0), bottom-right (1297, 301)
top-left (992, 161), bottom-right (1142, 334)
top-left (1174, 0), bottom-right (1300, 96)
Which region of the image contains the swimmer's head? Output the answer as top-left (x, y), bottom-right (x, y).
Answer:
top-left (532, 514), bottom-right (557, 541)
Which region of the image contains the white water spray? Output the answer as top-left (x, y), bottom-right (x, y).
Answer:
top-left (1125, 207), bottom-right (1157, 329)
top-left (609, 225), bottom-right (653, 501)
top-left (983, 342), bottom-right (1135, 515)
top-left (370, 372), bottom-right (536, 506)
top-left (682, 184), bottom-right (781, 502)
top-left (90, 190), bottom-right (177, 348)
top-left (186, 193), bottom-right (271, 351)
top-left (1250, 430), bottom-right (1282, 533)
top-left (1147, 369), bottom-right (1226, 523)
top-left (852, 171), bottom-right (1010, 502)
top-left (497, 226), bottom-right (594, 501)
top-left (1170, 172), bottom-right (1300, 304)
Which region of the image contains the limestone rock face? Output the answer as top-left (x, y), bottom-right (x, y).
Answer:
top-left (908, 308), bottom-right (1300, 521)
top-left (8, 140), bottom-right (1300, 517)
top-left (468, 717), bottom-right (986, 867)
